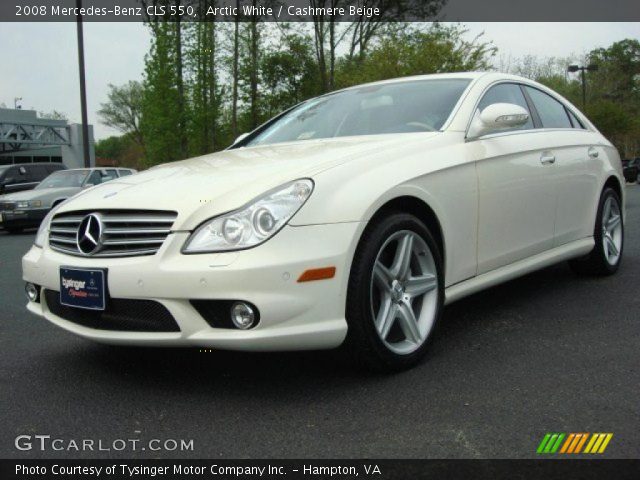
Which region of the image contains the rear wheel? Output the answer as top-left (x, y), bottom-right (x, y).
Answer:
top-left (345, 212), bottom-right (444, 371)
top-left (569, 187), bottom-right (623, 276)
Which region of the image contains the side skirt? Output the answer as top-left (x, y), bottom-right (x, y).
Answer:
top-left (444, 237), bottom-right (595, 305)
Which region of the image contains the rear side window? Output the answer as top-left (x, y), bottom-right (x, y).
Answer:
top-left (524, 87), bottom-right (572, 129)
top-left (566, 109), bottom-right (584, 129)
top-left (103, 169), bottom-right (118, 182)
top-left (477, 83), bottom-right (534, 131)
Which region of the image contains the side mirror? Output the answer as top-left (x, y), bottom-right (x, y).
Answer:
top-left (467, 103), bottom-right (529, 139)
top-left (233, 133), bottom-right (249, 145)
top-left (83, 183), bottom-right (95, 188)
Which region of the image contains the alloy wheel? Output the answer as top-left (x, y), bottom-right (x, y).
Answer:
top-left (369, 230), bottom-right (438, 355)
top-left (602, 195), bottom-right (622, 266)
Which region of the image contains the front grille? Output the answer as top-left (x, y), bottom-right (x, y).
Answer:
top-left (44, 290), bottom-right (180, 332)
top-left (48, 209), bottom-right (177, 257)
top-left (0, 201), bottom-right (15, 211)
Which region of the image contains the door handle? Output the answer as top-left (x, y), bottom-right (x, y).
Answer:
top-left (588, 147), bottom-right (599, 158)
top-left (540, 153), bottom-right (556, 165)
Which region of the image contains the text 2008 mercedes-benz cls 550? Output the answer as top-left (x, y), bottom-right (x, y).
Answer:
top-left (22, 72), bottom-right (624, 370)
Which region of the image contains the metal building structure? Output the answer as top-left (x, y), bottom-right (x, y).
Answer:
top-left (0, 108), bottom-right (95, 168)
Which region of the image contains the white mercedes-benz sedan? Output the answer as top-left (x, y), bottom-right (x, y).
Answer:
top-left (22, 72), bottom-right (624, 370)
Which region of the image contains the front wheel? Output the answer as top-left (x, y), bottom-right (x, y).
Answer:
top-left (345, 212), bottom-right (444, 371)
top-left (569, 187), bottom-right (623, 276)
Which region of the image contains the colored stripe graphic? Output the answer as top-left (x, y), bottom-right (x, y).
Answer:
top-left (550, 433), bottom-right (565, 453)
top-left (585, 433), bottom-right (613, 454)
top-left (574, 433), bottom-right (589, 453)
top-left (537, 434), bottom-right (552, 454)
top-left (539, 433), bottom-right (613, 454)
top-left (560, 433), bottom-right (575, 453)
top-left (537, 433), bottom-right (565, 454)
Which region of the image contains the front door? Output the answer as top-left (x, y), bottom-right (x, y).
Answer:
top-left (469, 82), bottom-right (558, 274)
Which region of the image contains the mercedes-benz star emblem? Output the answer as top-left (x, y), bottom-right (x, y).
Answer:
top-left (76, 214), bottom-right (103, 255)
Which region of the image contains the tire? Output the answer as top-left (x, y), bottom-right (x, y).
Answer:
top-left (345, 212), bottom-right (444, 372)
top-left (569, 187), bottom-right (623, 276)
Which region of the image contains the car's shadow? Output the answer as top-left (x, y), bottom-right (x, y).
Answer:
top-left (36, 259), bottom-right (610, 397)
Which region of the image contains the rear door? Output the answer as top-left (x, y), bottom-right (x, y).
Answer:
top-left (522, 86), bottom-right (599, 245)
top-left (471, 82), bottom-right (558, 274)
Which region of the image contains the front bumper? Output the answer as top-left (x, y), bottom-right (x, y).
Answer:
top-left (0, 208), bottom-right (49, 230)
top-left (22, 223), bottom-right (359, 351)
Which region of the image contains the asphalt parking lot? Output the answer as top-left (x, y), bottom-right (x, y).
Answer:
top-left (1, 185), bottom-right (639, 460)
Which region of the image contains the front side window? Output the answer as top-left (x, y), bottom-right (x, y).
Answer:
top-left (477, 83), bottom-right (534, 131)
top-left (36, 170), bottom-right (88, 189)
top-left (245, 79), bottom-right (471, 147)
top-left (86, 170), bottom-right (103, 186)
top-left (118, 169), bottom-right (132, 177)
top-left (2, 167), bottom-right (21, 184)
top-left (524, 87), bottom-right (572, 129)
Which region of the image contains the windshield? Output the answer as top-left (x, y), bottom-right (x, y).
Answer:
top-left (36, 170), bottom-right (88, 189)
top-left (246, 79), bottom-right (471, 147)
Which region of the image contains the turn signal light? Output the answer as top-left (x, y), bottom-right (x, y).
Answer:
top-left (297, 267), bottom-right (336, 283)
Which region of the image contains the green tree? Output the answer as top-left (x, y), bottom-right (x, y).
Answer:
top-left (185, 20), bottom-right (223, 155)
top-left (97, 81), bottom-right (144, 147)
top-left (140, 22), bottom-right (183, 166)
top-left (95, 134), bottom-right (145, 170)
top-left (260, 33), bottom-right (318, 118)
top-left (336, 24), bottom-right (496, 88)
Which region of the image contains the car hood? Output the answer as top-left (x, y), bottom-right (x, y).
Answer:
top-left (1, 187), bottom-right (81, 202)
top-left (56, 133), bottom-right (440, 230)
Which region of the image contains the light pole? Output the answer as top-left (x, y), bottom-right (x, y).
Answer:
top-left (567, 64), bottom-right (598, 111)
top-left (76, 0), bottom-right (91, 168)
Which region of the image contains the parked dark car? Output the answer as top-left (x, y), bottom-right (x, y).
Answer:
top-left (622, 158), bottom-right (639, 183)
top-left (0, 167), bottom-right (136, 233)
top-left (0, 163), bottom-right (66, 195)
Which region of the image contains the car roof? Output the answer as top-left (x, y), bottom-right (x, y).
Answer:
top-left (322, 71), bottom-right (534, 98)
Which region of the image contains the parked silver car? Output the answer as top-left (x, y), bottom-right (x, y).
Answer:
top-left (0, 167), bottom-right (136, 233)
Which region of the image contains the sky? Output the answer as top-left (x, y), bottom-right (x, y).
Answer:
top-left (0, 22), bottom-right (638, 140)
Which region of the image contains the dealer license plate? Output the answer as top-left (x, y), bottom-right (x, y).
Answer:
top-left (59, 267), bottom-right (106, 310)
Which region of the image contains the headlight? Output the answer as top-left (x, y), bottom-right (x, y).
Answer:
top-left (16, 200), bottom-right (42, 209)
top-left (34, 209), bottom-right (55, 248)
top-left (183, 179), bottom-right (314, 253)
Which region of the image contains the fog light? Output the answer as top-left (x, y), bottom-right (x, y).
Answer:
top-left (25, 283), bottom-right (39, 302)
top-left (230, 302), bottom-right (255, 329)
